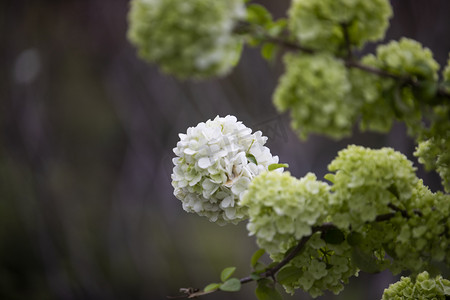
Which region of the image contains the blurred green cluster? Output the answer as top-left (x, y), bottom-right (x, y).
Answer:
top-left (382, 271), bottom-right (450, 300)
top-left (127, 0), bottom-right (245, 79)
top-left (288, 0), bottom-right (392, 52)
top-left (273, 53), bottom-right (357, 139)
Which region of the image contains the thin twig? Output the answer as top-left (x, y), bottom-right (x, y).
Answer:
top-left (171, 203), bottom-right (426, 298)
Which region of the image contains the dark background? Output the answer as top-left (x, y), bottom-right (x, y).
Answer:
top-left (1, 1), bottom-right (449, 299)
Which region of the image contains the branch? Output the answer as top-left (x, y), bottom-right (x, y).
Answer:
top-left (234, 21), bottom-right (450, 100)
top-left (170, 204), bottom-right (416, 299)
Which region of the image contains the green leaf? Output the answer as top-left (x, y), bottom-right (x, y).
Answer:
top-left (221, 267), bottom-right (236, 282)
top-left (266, 19), bottom-right (287, 37)
top-left (347, 232), bottom-right (363, 246)
top-left (204, 283), bottom-right (221, 292)
top-left (246, 4), bottom-right (272, 26)
top-left (251, 249), bottom-right (266, 268)
top-left (246, 153), bottom-right (258, 165)
top-left (277, 266), bottom-right (301, 285)
top-left (321, 228), bottom-right (345, 245)
top-left (268, 163), bottom-right (289, 171)
top-left (220, 278), bottom-right (241, 292)
top-left (324, 173), bottom-right (335, 183)
top-left (261, 43), bottom-right (277, 62)
top-left (255, 279), bottom-right (283, 300)
top-left (351, 247), bottom-right (381, 273)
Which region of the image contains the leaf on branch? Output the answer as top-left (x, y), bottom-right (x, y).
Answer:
top-left (277, 266), bottom-right (302, 286)
top-left (261, 42), bottom-right (278, 62)
top-left (203, 283), bottom-right (221, 293)
top-left (251, 249), bottom-right (266, 268)
top-left (268, 163), bottom-right (289, 171)
top-left (219, 278), bottom-right (241, 292)
top-left (255, 279), bottom-right (283, 300)
top-left (221, 267), bottom-right (236, 282)
top-left (351, 247), bottom-right (382, 273)
top-left (246, 4), bottom-right (272, 26)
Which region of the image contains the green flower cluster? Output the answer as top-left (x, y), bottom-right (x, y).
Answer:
top-left (288, 0), bottom-right (392, 52)
top-left (386, 181), bottom-right (450, 274)
top-left (273, 53), bottom-right (357, 139)
top-left (278, 234), bottom-right (359, 298)
top-left (415, 135), bottom-right (450, 193)
top-left (327, 145), bottom-right (418, 229)
top-left (381, 271), bottom-right (450, 300)
top-left (359, 38), bottom-right (439, 132)
top-left (127, 0), bottom-right (244, 79)
top-left (240, 172), bottom-right (329, 255)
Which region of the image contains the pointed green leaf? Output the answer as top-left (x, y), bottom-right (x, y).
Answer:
top-left (251, 249), bottom-right (266, 268)
top-left (246, 153), bottom-right (258, 165)
top-left (204, 283), bottom-right (221, 292)
top-left (266, 19), bottom-right (287, 37)
top-left (255, 279), bottom-right (283, 300)
top-left (221, 267), bottom-right (236, 282)
top-left (268, 163), bottom-right (289, 171)
top-left (220, 278), bottom-right (241, 292)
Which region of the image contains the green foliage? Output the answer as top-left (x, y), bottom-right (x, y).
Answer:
top-left (220, 278), bottom-right (241, 292)
top-left (241, 172), bottom-right (330, 256)
top-left (273, 53), bottom-right (357, 139)
top-left (255, 279), bottom-right (283, 300)
top-left (130, 0), bottom-right (450, 298)
top-left (221, 267), bottom-right (236, 282)
top-left (327, 145), bottom-right (418, 228)
top-left (279, 233), bottom-right (358, 298)
top-left (288, 0), bottom-right (392, 53)
top-left (382, 271), bottom-right (450, 300)
top-left (127, 0), bottom-right (245, 79)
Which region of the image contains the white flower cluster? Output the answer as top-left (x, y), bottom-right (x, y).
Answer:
top-left (172, 115), bottom-right (280, 225)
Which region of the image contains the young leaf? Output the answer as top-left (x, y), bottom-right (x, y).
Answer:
top-left (246, 153), bottom-right (258, 165)
top-left (221, 267), bottom-right (236, 282)
top-left (251, 249), bottom-right (266, 268)
top-left (268, 163), bottom-right (289, 171)
top-left (219, 278), bottom-right (241, 292)
top-left (266, 19), bottom-right (287, 37)
top-left (246, 4), bottom-right (272, 26)
top-left (255, 279), bottom-right (283, 300)
top-left (277, 266), bottom-right (302, 285)
top-left (203, 283), bottom-right (221, 292)
top-left (261, 43), bottom-right (277, 62)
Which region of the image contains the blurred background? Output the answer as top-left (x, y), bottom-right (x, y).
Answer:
top-left (1, 0), bottom-right (449, 299)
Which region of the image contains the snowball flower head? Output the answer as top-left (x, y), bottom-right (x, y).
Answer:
top-left (172, 115), bottom-right (280, 225)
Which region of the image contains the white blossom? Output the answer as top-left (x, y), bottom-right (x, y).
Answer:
top-left (172, 115), bottom-right (280, 225)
